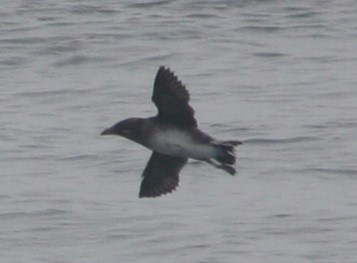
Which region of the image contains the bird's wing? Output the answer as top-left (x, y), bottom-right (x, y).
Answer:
top-left (139, 152), bottom-right (188, 198)
top-left (152, 66), bottom-right (197, 127)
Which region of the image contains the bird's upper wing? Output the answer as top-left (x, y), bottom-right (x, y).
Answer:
top-left (139, 152), bottom-right (188, 198)
top-left (152, 66), bottom-right (197, 127)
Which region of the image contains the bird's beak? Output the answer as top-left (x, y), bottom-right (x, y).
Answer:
top-left (101, 127), bottom-right (113, 135)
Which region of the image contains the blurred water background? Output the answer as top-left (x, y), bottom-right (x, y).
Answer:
top-left (1, 0), bottom-right (357, 262)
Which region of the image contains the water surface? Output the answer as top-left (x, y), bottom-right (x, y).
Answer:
top-left (1, 0), bottom-right (357, 262)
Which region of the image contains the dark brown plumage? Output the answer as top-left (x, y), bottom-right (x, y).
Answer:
top-left (152, 67), bottom-right (197, 127)
top-left (139, 152), bottom-right (187, 198)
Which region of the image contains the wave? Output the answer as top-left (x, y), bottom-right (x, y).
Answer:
top-left (243, 136), bottom-right (318, 145)
top-left (307, 168), bottom-right (357, 176)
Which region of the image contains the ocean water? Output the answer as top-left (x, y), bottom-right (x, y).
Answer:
top-left (1, 0), bottom-right (357, 262)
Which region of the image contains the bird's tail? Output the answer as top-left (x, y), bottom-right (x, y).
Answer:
top-left (209, 140), bottom-right (242, 175)
top-left (214, 140), bottom-right (241, 165)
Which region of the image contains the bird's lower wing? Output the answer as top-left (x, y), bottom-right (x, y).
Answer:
top-left (139, 152), bottom-right (187, 198)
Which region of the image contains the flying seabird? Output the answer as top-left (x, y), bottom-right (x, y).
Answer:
top-left (101, 66), bottom-right (241, 198)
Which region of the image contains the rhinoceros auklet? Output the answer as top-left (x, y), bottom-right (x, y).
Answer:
top-left (101, 66), bottom-right (241, 198)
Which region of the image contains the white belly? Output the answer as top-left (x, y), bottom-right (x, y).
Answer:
top-left (149, 130), bottom-right (215, 160)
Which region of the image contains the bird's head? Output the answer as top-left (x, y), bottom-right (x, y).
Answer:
top-left (101, 118), bottom-right (145, 142)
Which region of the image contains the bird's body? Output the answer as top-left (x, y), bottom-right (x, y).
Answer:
top-left (101, 66), bottom-right (241, 198)
top-left (148, 128), bottom-right (216, 161)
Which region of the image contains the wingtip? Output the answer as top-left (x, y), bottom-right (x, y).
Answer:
top-left (157, 65), bottom-right (171, 75)
top-left (138, 188), bottom-right (177, 198)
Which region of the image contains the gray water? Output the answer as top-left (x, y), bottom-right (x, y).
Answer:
top-left (1, 0), bottom-right (357, 262)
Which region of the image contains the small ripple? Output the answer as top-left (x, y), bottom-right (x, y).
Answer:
top-left (0, 211), bottom-right (28, 219)
top-left (0, 194), bottom-right (9, 200)
top-left (185, 12), bottom-right (219, 19)
top-left (307, 168), bottom-right (357, 176)
top-left (0, 209), bottom-right (69, 220)
top-left (128, 0), bottom-right (174, 8)
top-left (16, 88), bottom-right (90, 99)
top-left (267, 213), bottom-right (295, 219)
top-left (53, 55), bottom-right (110, 67)
top-left (252, 52), bottom-right (287, 58)
top-left (317, 215), bottom-right (357, 223)
top-left (287, 11), bottom-right (320, 19)
top-left (305, 121), bottom-right (357, 130)
top-left (244, 136), bottom-right (318, 145)
top-left (68, 4), bottom-right (120, 15)
top-left (1, 37), bottom-right (44, 44)
top-left (58, 154), bottom-right (98, 162)
top-left (0, 57), bottom-right (28, 66)
top-left (240, 25), bottom-right (283, 33)
top-left (35, 208), bottom-right (70, 216)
